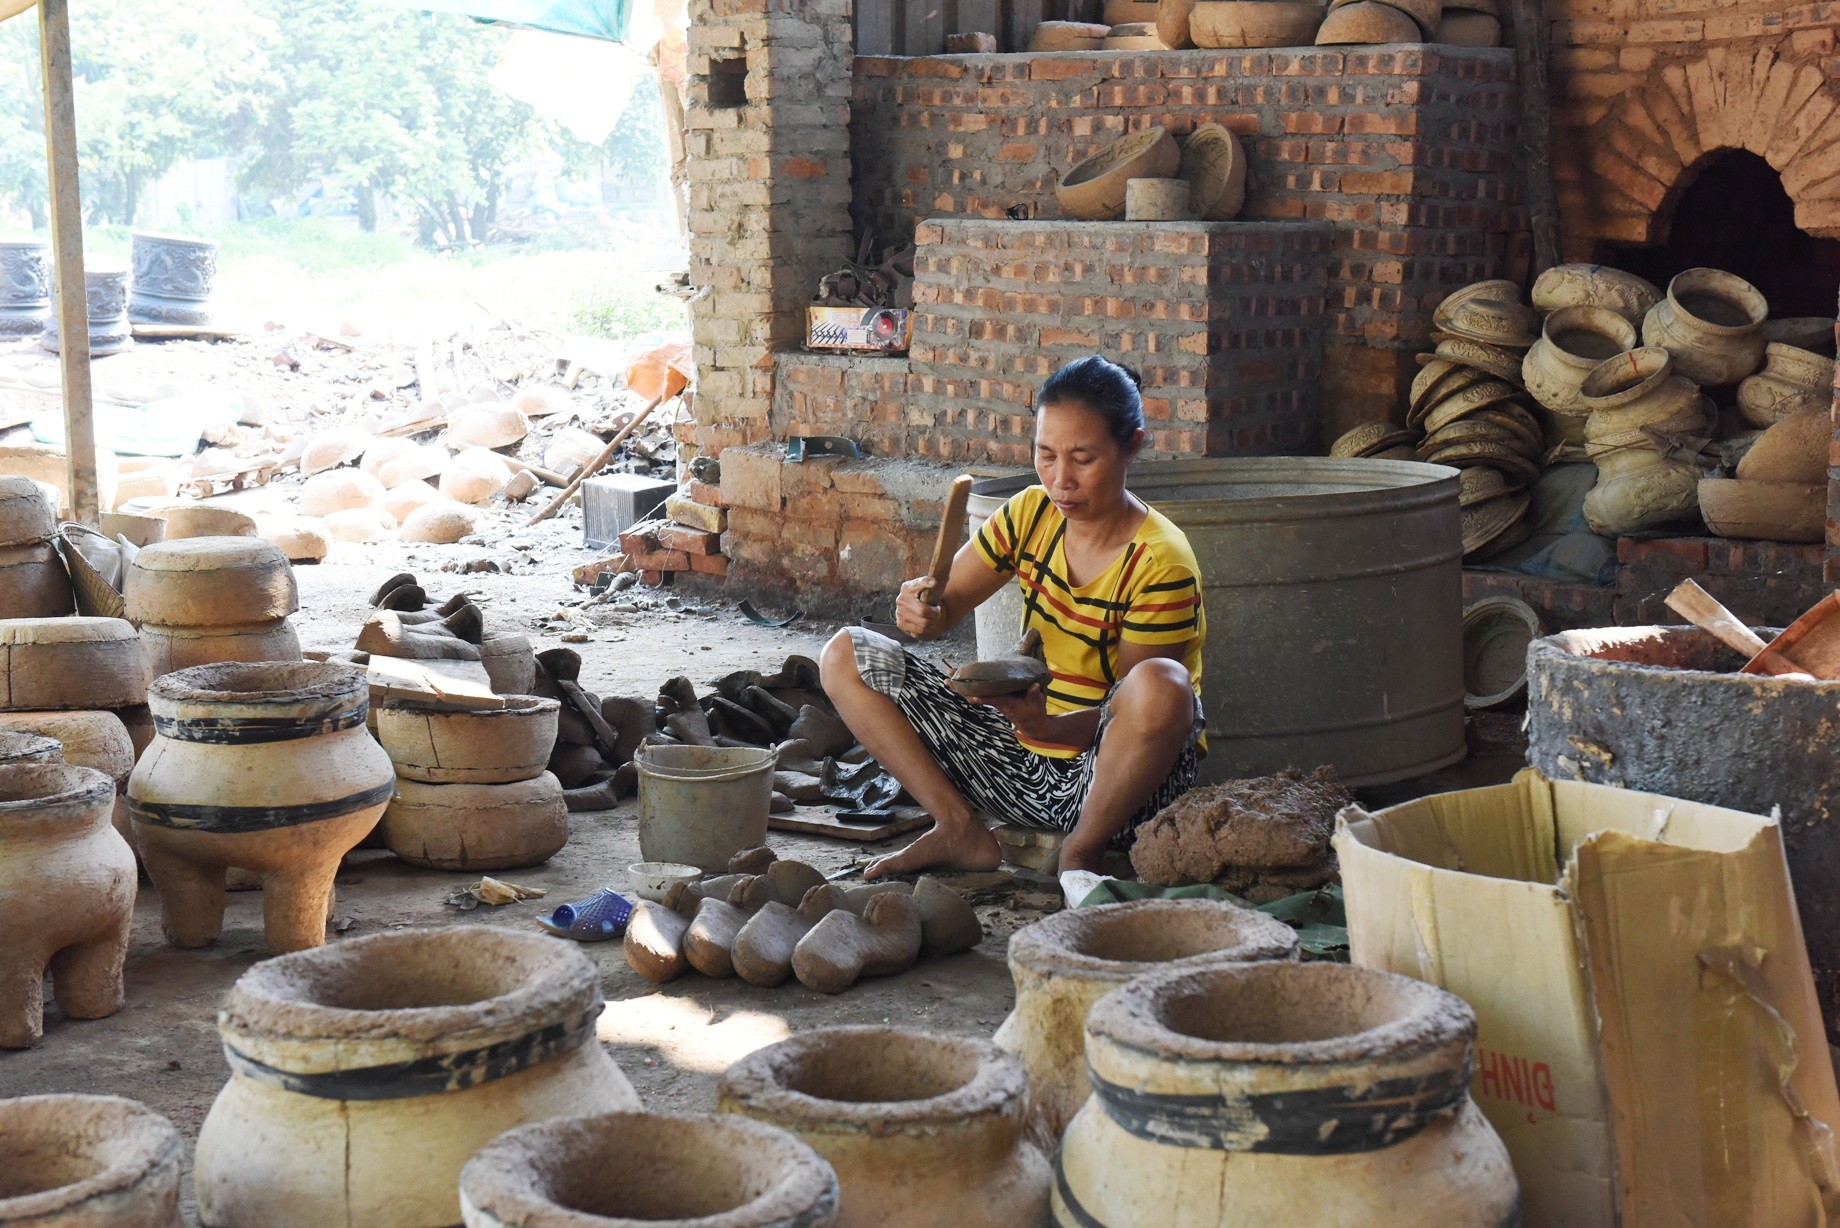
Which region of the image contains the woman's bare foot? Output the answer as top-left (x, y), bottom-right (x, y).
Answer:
top-left (864, 818), bottom-right (1002, 880)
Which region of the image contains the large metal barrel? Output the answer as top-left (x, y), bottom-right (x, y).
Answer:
top-left (1526, 625), bottom-right (1840, 1043)
top-left (968, 458), bottom-right (1466, 786)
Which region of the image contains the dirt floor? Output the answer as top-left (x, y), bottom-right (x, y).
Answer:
top-left (0, 547), bottom-right (1038, 1220)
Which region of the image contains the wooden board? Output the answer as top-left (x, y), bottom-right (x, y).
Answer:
top-left (365, 655), bottom-right (504, 710)
top-left (769, 805), bottom-right (931, 843)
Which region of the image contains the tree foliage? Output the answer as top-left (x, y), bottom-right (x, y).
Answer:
top-left (0, 0), bottom-right (668, 243)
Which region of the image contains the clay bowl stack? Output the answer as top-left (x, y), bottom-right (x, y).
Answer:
top-left (1408, 282), bottom-right (1545, 559)
top-left (0, 476), bottom-right (74, 619)
top-left (375, 697), bottom-right (569, 871)
top-left (1317, 0), bottom-right (1438, 44)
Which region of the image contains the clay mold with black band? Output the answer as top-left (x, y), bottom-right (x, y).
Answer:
top-left (1056, 962), bottom-right (1519, 1226)
top-left (718, 1025), bottom-right (1051, 1227)
top-left (194, 925), bottom-right (640, 1228)
top-left (127, 661), bottom-right (395, 952)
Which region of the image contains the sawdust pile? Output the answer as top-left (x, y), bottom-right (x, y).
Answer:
top-left (1130, 766), bottom-right (1353, 900)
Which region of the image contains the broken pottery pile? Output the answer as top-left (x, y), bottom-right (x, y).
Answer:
top-left (127, 661), bottom-right (394, 953)
top-left (1699, 403), bottom-right (1828, 542)
top-left (625, 846), bottom-right (980, 992)
top-left (1056, 962), bottom-right (1519, 1226)
top-left (0, 1094), bottom-right (183, 1227)
top-left (719, 1026), bottom-right (1050, 1228)
top-left (1129, 765), bottom-right (1351, 898)
top-left (994, 899), bottom-right (1299, 1134)
top-left (459, 1111), bottom-right (841, 1228)
top-left (0, 765), bottom-right (136, 1050)
top-left (123, 536), bottom-right (303, 674)
top-left (195, 926), bottom-right (639, 1228)
top-left (377, 696), bottom-right (567, 871)
top-left (0, 476), bottom-right (74, 618)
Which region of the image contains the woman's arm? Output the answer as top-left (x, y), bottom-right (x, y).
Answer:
top-left (895, 538), bottom-right (1010, 641)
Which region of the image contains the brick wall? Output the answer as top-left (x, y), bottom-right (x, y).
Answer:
top-left (849, 45), bottom-right (1524, 430)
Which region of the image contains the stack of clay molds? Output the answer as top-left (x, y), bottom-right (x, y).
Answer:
top-left (0, 476), bottom-right (73, 619)
top-left (124, 537), bottom-right (302, 675)
top-left (0, 616), bottom-right (151, 851)
top-left (376, 696), bottom-right (568, 870)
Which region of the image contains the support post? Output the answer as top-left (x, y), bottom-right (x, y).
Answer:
top-left (1509, 0), bottom-right (1562, 274)
top-left (37, 0), bottom-right (97, 524)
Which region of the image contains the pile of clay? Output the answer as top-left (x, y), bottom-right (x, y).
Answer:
top-left (1129, 766), bottom-right (1351, 900)
top-left (625, 846), bottom-right (982, 993)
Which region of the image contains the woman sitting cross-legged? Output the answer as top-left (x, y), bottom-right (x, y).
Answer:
top-left (820, 355), bottom-right (1208, 879)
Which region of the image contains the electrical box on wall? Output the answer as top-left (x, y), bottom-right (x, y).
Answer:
top-left (806, 306), bottom-right (913, 353)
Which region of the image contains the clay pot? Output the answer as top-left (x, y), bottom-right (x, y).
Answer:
top-left (1057, 127), bottom-right (1180, 221)
top-left (719, 1026), bottom-right (1051, 1228)
top-left (1641, 267), bottom-right (1768, 385)
top-left (1056, 962), bottom-right (1519, 1226)
top-left (1736, 342), bottom-right (1836, 428)
top-left (1529, 262), bottom-right (1661, 324)
top-left (299, 427), bottom-right (371, 476)
top-left (1158, 0), bottom-right (1199, 46)
top-left (1760, 316), bottom-right (1838, 356)
top-left (378, 696), bottom-right (559, 783)
top-left (441, 447), bottom-right (513, 505)
top-left (124, 537), bottom-right (298, 628)
top-left (1179, 123), bottom-right (1247, 221)
top-left (376, 444), bottom-right (447, 488)
top-left (114, 458), bottom-right (180, 506)
top-left (0, 617), bottom-right (148, 711)
top-left (459, 1112), bottom-right (840, 1228)
top-left (41, 265), bottom-right (132, 357)
top-left (0, 475), bottom-right (56, 545)
top-left (301, 468), bottom-right (388, 517)
top-left (383, 478), bottom-right (442, 524)
top-left (1191, 0), bottom-right (1325, 46)
top-left (256, 515), bottom-right (332, 564)
top-left (129, 231), bottom-right (218, 326)
top-left (482, 630), bottom-right (538, 694)
top-left (0, 729), bottom-right (59, 766)
top-left (0, 1094), bottom-right (183, 1225)
top-left (360, 436), bottom-right (419, 478)
top-left (1584, 464), bottom-right (1703, 536)
top-left (195, 926), bottom-right (641, 1228)
top-left (449, 402), bottom-right (531, 449)
top-left (400, 499), bottom-right (482, 543)
top-left (383, 773), bottom-right (568, 871)
top-left (0, 765), bottom-right (135, 1049)
top-left (1330, 0), bottom-right (1439, 32)
top-left (0, 709), bottom-right (136, 849)
top-left (127, 662), bottom-right (395, 953)
top-left (0, 239), bottom-right (51, 336)
top-left (1698, 478), bottom-right (1824, 543)
top-left (1737, 409), bottom-right (1827, 483)
top-left (1106, 0), bottom-right (1161, 20)
top-left (0, 541), bottom-right (74, 619)
top-left (1102, 21), bottom-right (1167, 47)
top-left (1461, 595), bottom-right (1543, 708)
top-left (1521, 305), bottom-right (1637, 418)
top-left (544, 427), bottom-right (606, 476)
top-left (994, 899), bottom-right (1299, 1135)
top-left (1315, 0), bottom-right (1422, 43)
top-left (138, 620), bottom-right (303, 675)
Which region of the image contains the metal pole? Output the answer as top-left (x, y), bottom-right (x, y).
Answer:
top-left (37, 0), bottom-right (97, 524)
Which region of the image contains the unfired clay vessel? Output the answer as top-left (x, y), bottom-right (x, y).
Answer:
top-left (0, 765), bottom-right (135, 1049)
top-left (719, 1026), bottom-right (1051, 1228)
top-left (127, 662), bottom-right (394, 953)
top-left (1529, 262), bottom-right (1660, 324)
top-left (0, 616), bottom-right (148, 711)
top-left (1641, 267), bottom-right (1768, 385)
top-left (382, 772), bottom-right (568, 871)
top-left (195, 925), bottom-right (640, 1228)
top-left (0, 1093), bottom-right (183, 1226)
top-left (459, 1111), bottom-right (840, 1228)
top-left (377, 696), bottom-right (559, 783)
top-left (1736, 342), bottom-right (1837, 428)
top-left (994, 899), bottom-right (1299, 1134)
top-left (1056, 962), bottom-right (1519, 1226)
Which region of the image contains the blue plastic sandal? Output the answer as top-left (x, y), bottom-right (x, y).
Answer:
top-left (538, 888), bottom-right (633, 941)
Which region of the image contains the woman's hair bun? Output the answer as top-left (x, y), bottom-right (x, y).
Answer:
top-left (1037, 355), bottom-right (1146, 446)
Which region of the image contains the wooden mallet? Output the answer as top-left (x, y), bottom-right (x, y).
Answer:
top-left (920, 475), bottom-right (975, 606)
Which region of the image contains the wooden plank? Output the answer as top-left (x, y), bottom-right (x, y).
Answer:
top-left (856, 0), bottom-right (896, 55)
top-left (768, 805), bottom-right (932, 843)
top-left (37, 0), bottom-right (97, 526)
top-left (365, 656), bottom-right (506, 711)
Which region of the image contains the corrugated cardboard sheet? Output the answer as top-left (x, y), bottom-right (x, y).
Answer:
top-left (1336, 769), bottom-right (1840, 1228)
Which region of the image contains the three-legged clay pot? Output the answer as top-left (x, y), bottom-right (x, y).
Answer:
top-left (127, 662), bottom-right (394, 953)
top-left (194, 925), bottom-right (640, 1228)
top-left (719, 1026), bottom-right (1052, 1228)
top-left (1055, 962), bottom-right (1520, 1227)
top-left (994, 900), bottom-right (1299, 1136)
top-left (0, 765), bottom-right (135, 1049)
top-left (0, 1094), bottom-right (183, 1226)
top-left (459, 1111), bottom-right (840, 1228)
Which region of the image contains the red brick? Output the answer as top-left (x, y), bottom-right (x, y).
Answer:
top-left (627, 548), bottom-right (691, 572)
top-left (689, 552), bottom-right (731, 577)
top-left (687, 479), bottom-right (726, 508)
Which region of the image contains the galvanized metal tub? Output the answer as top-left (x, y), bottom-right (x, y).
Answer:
top-left (1526, 625), bottom-right (1840, 1043)
top-left (968, 458), bottom-right (1466, 786)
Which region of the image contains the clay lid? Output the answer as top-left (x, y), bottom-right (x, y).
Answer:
top-left (1434, 296), bottom-right (1540, 349)
top-left (460, 1112), bottom-right (841, 1228)
top-left (0, 1095), bottom-right (181, 1221)
top-left (1461, 490), bottom-right (1531, 555)
top-left (1417, 416), bottom-right (1528, 459)
top-left (220, 925), bottom-right (604, 1066)
top-left (1425, 337), bottom-right (1526, 382)
top-left (1179, 123), bottom-right (1247, 221)
top-left (1457, 465), bottom-right (1515, 507)
top-left (1419, 377), bottom-right (1519, 434)
top-left (130, 535), bottom-right (290, 574)
top-left (1436, 279), bottom-right (1523, 321)
top-left (1759, 317), bottom-right (1838, 357)
top-left (1408, 362), bottom-right (1491, 427)
top-left (0, 615), bottom-right (137, 646)
top-left (1471, 403), bottom-right (1545, 453)
top-left (718, 1026), bottom-right (1026, 1134)
top-left (1330, 421), bottom-right (1415, 459)
top-left (1008, 899), bottom-right (1298, 983)
top-left (1463, 596), bottom-right (1544, 707)
top-left (1314, 0), bottom-right (1421, 44)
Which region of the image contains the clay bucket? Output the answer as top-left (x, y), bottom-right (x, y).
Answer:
top-left (127, 661), bottom-right (395, 953)
top-left (194, 925), bottom-right (640, 1228)
top-left (0, 764), bottom-right (136, 1049)
top-left (992, 899), bottom-right (1298, 1135)
top-left (0, 1094), bottom-right (184, 1227)
top-left (1056, 963), bottom-right (1520, 1228)
top-left (460, 1111), bottom-right (841, 1228)
top-left (718, 1026), bottom-right (1052, 1228)
top-left (1640, 267), bottom-right (1768, 385)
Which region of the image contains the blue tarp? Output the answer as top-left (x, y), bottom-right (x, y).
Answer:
top-left (373, 0), bottom-right (630, 42)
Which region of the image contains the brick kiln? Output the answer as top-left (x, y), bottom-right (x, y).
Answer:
top-left (680, 0), bottom-right (1840, 621)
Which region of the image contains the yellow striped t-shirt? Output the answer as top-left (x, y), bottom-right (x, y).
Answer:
top-left (973, 485), bottom-right (1206, 759)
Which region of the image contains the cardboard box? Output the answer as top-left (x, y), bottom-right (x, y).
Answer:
top-left (806, 306), bottom-right (912, 353)
top-left (1336, 770), bottom-right (1840, 1228)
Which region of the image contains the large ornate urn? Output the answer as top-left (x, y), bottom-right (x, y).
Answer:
top-left (0, 240), bottom-right (50, 336)
top-left (129, 231), bottom-right (218, 326)
top-left (41, 264), bottom-right (131, 356)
